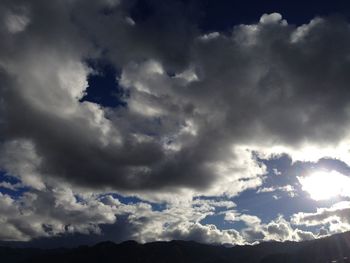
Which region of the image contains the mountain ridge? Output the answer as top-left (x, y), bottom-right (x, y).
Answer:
top-left (1, 231), bottom-right (350, 263)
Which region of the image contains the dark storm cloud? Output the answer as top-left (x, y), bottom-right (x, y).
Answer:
top-left (0, 0), bottom-right (215, 192)
top-left (73, 0), bottom-right (199, 71)
top-left (1, 0), bottom-right (350, 198)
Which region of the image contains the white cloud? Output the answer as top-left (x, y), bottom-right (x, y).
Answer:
top-left (224, 212), bottom-right (316, 243)
top-left (0, 189), bottom-right (118, 241)
top-left (291, 201), bottom-right (350, 235)
top-left (257, 185), bottom-right (296, 197)
top-left (0, 181), bottom-right (23, 191)
top-left (259, 13), bottom-right (287, 25)
top-left (224, 211), bottom-right (261, 227)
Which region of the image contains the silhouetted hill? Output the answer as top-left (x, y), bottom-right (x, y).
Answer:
top-left (2, 231), bottom-right (350, 263)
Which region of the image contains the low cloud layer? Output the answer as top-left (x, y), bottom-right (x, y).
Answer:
top-left (292, 202), bottom-right (350, 234)
top-left (1, 0), bottom-right (350, 245)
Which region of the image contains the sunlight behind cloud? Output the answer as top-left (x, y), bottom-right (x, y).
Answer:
top-left (298, 170), bottom-right (350, 200)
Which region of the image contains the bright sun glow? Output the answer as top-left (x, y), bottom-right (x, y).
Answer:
top-left (298, 170), bottom-right (350, 200)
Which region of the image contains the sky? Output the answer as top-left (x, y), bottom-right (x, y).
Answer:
top-left (1, 0), bottom-right (350, 248)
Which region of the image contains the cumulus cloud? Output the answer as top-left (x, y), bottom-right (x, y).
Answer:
top-left (224, 212), bottom-right (315, 242)
top-left (0, 190), bottom-right (117, 241)
top-left (247, 216), bottom-right (315, 242)
top-left (2, 0), bottom-right (350, 197)
top-left (1, 0), bottom-right (350, 244)
top-left (0, 189), bottom-right (246, 245)
top-left (291, 201), bottom-right (350, 234)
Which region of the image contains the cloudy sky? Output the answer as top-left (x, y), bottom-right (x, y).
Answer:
top-left (2, 0), bottom-right (350, 247)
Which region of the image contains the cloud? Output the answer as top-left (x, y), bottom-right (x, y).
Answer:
top-left (1, 0), bottom-right (350, 244)
top-left (2, 0), bottom-right (350, 197)
top-left (0, 185), bottom-right (244, 244)
top-left (0, 189), bottom-right (118, 241)
top-left (291, 201), bottom-right (350, 234)
top-left (259, 13), bottom-right (287, 25)
top-left (4, 11), bottom-right (30, 34)
top-left (257, 185), bottom-right (296, 197)
top-left (224, 212), bottom-right (261, 227)
top-left (163, 223), bottom-right (244, 245)
top-left (0, 140), bottom-right (45, 190)
top-left (0, 181), bottom-right (23, 191)
top-left (224, 212), bottom-right (316, 243)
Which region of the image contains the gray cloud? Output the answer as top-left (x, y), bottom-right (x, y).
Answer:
top-left (2, 0), bottom-right (350, 196)
top-left (1, 0), bottom-right (350, 244)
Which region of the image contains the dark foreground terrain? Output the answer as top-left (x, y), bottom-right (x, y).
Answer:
top-left (2, 231), bottom-right (350, 263)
